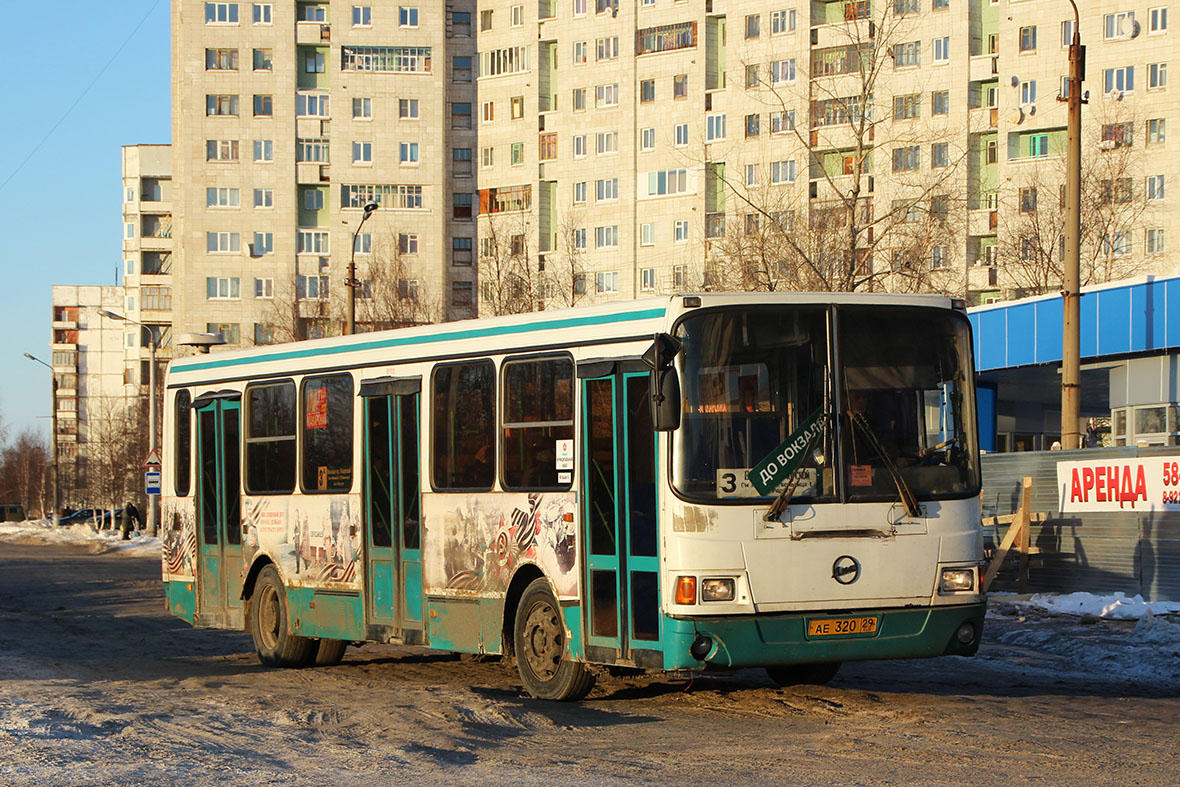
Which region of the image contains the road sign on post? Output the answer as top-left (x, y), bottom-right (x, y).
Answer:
top-left (145, 470), bottom-right (162, 496)
top-left (144, 448), bottom-right (162, 468)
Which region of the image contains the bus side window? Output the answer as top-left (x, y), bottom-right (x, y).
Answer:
top-left (301, 374), bottom-right (354, 493)
top-left (432, 360), bottom-right (495, 490)
top-left (245, 381), bottom-right (296, 494)
top-left (501, 355), bottom-right (574, 490)
top-left (175, 389), bottom-right (192, 496)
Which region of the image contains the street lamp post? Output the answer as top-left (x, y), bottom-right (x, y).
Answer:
top-left (99, 310), bottom-right (159, 537)
top-left (1061, 1), bottom-right (1085, 449)
top-left (23, 353), bottom-right (59, 527)
top-left (346, 200), bottom-right (380, 335)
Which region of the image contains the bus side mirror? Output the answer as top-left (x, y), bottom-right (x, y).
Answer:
top-left (644, 334), bottom-right (682, 432)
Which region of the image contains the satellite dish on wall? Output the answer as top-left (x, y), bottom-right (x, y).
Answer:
top-left (1010, 75), bottom-right (1020, 87)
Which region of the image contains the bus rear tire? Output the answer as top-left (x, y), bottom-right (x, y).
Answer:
top-left (514, 578), bottom-right (595, 701)
top-left (251, 565), bottom-right (314, 668)
top-left (765, 662), bottom-right (841, 687)
top-left (313, 638), bottom-right (347, 667)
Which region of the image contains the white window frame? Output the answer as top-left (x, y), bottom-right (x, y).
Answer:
top-left (1104, 12), bottom-right (1136, 40)
top-left (673, 220), bottom-right (689, 243)
top-left (354, 5), bottom-right (373, 26)
top-left (595, 270), bottom-right (619, 292)
top-left (596, 178), bottom-right (619, 202)
top-left (1147, 174), bottom-right (1166, 201)
top-left (206, 231), bottom-right (241, 253)
top-left (254, 278), bottom-right (274, 299)
top-left (674, 123), bottom-right (689, 147)
top-left (595, 226), bottom-right (619, 249)
top-left (641, 127), bottom-right (655, 151)
top-left (398, 6), bottom-right (418, 27)
top-left (1149, 62), bottom-right (1167, 90)
top-left (206, 276), bottom-right (241, 299)
top-left (573, 181), bottom-right (587, 204)
top-left (706, 113), bottom-right (726, 141)
top-left (933, 36), bottom-right (950, 62)
top-left (1149, 6), bottom-right (1168, 33)
top-left (252, 3), bottom-right (272, 24)
top-left (399, 141), bottom-right (419, 165)
top-left (206, 187), bottom-right (240, 208)
top-left (640, 226), bottom-right (655, 247)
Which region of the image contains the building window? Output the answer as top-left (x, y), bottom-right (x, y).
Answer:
top-left (353, 233), bottom-right (371, 253)
top-left (595, 178), bottom-right (619, 202)
top-left (299, 4), bottom-right (327, 21)
top-left (480, 9), bottom-right (493, 30)
top-left (402, 99), bottom-right (421, 119)
top-left (206, 232), bottom-right (240, 253)
top-left (252, 232), bottom-right (273, 255)
top-left (399, 6), bottom-right (420, 26)
top-left (595, 226), bottom-right (619, 248)
top-left (353, 97), bottom-right (372, 119)
top-left (640, 225), bottom-right (654, 247)
top-left (450, 102), bottom-right (470, 128)
top-left (206, 48), bottom-right (239, 70)
top-left (596, 36), bottom-right (619, 61)
top-left (1102, 231), bottom-right (1131, 257)
top-left (453, 237), bottom-right (473, 265)
top-left (1104, 12), bottom-right (1136, 40)
top-left (673, 73), bottom-right (688, 98)
top-left (252, 3), bottom-right (271, 23)
top-left (342, 46), bottom-right (433, 74)
top-left (931, 246), bottom-right (948, 269)
top-left (1150, 7), bottom-right (1168, 33)
top-left (206, 277), bottom-right (241, 299)
top-left (453, 147), bottom-right (472, 176)
top-left (511, 95), bottom-right (525, 119)
top-left (932, 90), bottom-right (949, 115)
top-left (253, 94), bottom-right (273, 117)
top-left (646, 169), bottom-right (688, 196)
top-left (482, 101), bottom-right (495, 123)
top-left (892, 146), bottom-right (920, 171)
top-left (1103, 67), bottom-right (1134, 94)
top-left (205, 3), bottom-right (239, 23)
top-left (933, 36), bottom-right (950, 62)
top-left (1019, 187), bottom-right (1037, 213)
top-left (596, 271), bottom-right (619, 293)
top-left (253, 188), bottom-right (273, 207)
top-left (640, 79), bottom-right (655, 102)
top-left (206, 139), bottom-right (239, 161)
top-left (304, 189), bottom-right (325, 211)
top-left (398, 142), bottom-right (418, 164)
top-left (1147, 228), bottom-right (1166, 253)
top-left (452, 280), bottom-right (473, 306)
top-left (296, 137), bottom-right (329, 162)
top-left (1148, 118), bottom-right (1167, 145)
top-left (770, 59), bottom-right (796, 84)
top-left (297, 274), bottom-right (330, 299)
top-left (745, 14), bottom-right (760, 39)
top-left (706, 114), bottom-right (726, 141)
top-left (674, 220), bottom-right (689, 242)
top-left (893, 41), bottom-right (920, 67)
top-left (595, 83), bottom-right (619, 107)
top-left (597, 132), bottom-right (618, 154)
top-left (305, 52), bottom-right (326, 73)
top-left (746, 164), bottom-right (759, 186)
top-left (454, 192), bottom-right (473, 219)
top-left (573, 181), bottom-right (587, 204)
top-left (572, 88), bottom-right (586, 111)
top-left (771, 160), bottom-right (796, 184)
top-left (1019, 26), bottom-right (1036, 52)
top-left (1102, 122), bottom-right (1133, 148)
top-left (931, 142), bottom-right (949, 168)
top-left (254, 278), bottom-right (274, 299)
top-left (572, 229), bottom-right (587, 250)
top-left (1147, 174), bottom-right (1166, 201)
top-left (510, 141), bottom-right (525, 164)
top-left (675, 123), bottom-right (688, 146)
top-left (207, 323), bottom-right (240, 344)
top-left (641, 128), bottom-right (655, 151)
top-left (894, 0), bottom-right (918, 13)
top-left (894, 94), bottom-right (920, 119)
top-left (573, 41), bottom-right (587, 64)
top-left (1020, 80), bottom-right (1037, 104)
top-left (1149, 63), bottom-right (1167, 90)
top-left (297, 230), bottom-right (329, 254)
top-left (206, 187), bottom-right (240, 208)
top-left (452, 56), bottom-right (472, 82)
top-left (206, 94), bottom-right (239, 116)
top-left (350, 141), bottom-right (372, 164)
top-left (253, 48), bottom-right (273, 70)
top-left (352, 5), bottom-right (372, 26)
top-left (510, 3), bottom-right (523, 25)
top-left (296, 93), bottom-right (330, 117)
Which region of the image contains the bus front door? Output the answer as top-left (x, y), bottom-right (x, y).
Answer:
top-left (363, 388), bottom-right (423, 640)
top-left (195, 398), bottom-right (243, 629)
top-left (582, 367), bottom-right (662, 667)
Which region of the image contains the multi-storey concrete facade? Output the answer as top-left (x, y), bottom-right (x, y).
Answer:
top-left (172, 0), bottom-right (477, 346)
top-left (475, 0), bottom-right (1179, 309)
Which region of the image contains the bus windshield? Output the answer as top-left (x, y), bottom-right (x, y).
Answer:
top-left (672, 305), bottom-right (979, 504)
top-left (837, 306), bottom-right (978, 503)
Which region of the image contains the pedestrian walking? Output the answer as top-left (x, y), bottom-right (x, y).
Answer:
top-left (123, 502), bottom-right (140, 540)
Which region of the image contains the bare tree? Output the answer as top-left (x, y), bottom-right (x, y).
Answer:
top-left (544, 208), bottom-right (591, 308)
top-left (705, 4), bottom-right (967, 293)
top-left (997, 104), bottom-right (1149, 296)
top-left (356, 228), bottom-right (445, 329)
top-left (83, 397), bottom-right (140, 521)
top-left (479, 208), bottom-right (543, 316)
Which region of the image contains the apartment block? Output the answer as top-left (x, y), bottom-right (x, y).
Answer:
top-left (172, 0), bottom-right (477, 346)
top-left (475, 0), bottom-right (1178, 309)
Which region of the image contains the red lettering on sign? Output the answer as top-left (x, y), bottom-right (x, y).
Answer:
top-left (1082, 467), bottom-right (1095, 499)
top-left (1095, 467), bottom-right (1106, 502)
top-left (1071, 468), bottom-right (1083, 502)
top-left (1134, 465), bottom-right (1147, 505)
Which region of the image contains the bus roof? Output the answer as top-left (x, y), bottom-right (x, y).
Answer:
top-left (167, 291), bottom-right (956, 387)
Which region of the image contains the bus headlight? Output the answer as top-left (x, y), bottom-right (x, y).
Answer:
top-left (939, 568), bottom-right (975, 593)
top-left (701, 578), bottom-right (735, 602)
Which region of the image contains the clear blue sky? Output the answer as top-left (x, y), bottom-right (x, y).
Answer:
top-left (0, 1), bottom-right (171, 440)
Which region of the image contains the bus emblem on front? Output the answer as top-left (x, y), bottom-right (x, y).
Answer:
top-left (832, 556), bottom-right (861, 585)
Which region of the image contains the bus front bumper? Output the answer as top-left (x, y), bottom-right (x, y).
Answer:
top-left (662, 602), bottom-right (986, 671)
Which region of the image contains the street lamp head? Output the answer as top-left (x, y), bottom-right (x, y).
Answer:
top-left (362, 200), bottom-right (379, 219)
top-left (23, 353), bottom-right (35, 361)
top-left (98, 309), bottom-right (126, 321)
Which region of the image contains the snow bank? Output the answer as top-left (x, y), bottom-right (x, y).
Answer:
top-left (0, 519), bottom-right (159, 555)
top-left (1018, 591), bottom-right (1180, 620)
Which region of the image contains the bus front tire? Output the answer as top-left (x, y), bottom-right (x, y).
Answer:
top-left (251, 565), bottom-right (314, 667)
top-left (765, 662), bottom-right (841, 687)
top-left (514, 578), bottom-right (595, 701)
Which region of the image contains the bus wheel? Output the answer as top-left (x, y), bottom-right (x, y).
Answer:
top-left (251, 565), bottom-right (314, 668)
top-left (765, 662), bottom-right (841, 687)
top-left (313, 638), bottom-right (347, 666)
top-left (514, 578), bottom-right (595, 701)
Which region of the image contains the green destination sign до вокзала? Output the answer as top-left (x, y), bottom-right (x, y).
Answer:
top-left (750, 407), bottom-right (824, 496)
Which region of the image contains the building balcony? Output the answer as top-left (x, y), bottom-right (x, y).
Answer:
top-left (968, 208), bottom-right (999, 235)
top-left (296, 22), bottom-right (330, 45)
top-left (51, 319), bottom-right (77, 330)
top-left (296, 162), bottom-right (330, 184)
top-left (968, 106), bottom-right (999, 130)
top-left (969, 54), bottom-right (999, 83)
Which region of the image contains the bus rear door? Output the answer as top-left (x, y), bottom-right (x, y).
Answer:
top-left (195, 395), bottom-right (244, 629)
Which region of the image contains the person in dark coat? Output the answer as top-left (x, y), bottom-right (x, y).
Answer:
top-left (123, 502), bottom-right (140, 540)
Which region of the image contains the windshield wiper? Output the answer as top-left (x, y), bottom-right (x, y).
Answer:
top-left (849, 413), bottom-right (921, 518)
top-left (764, 415), bottom-right (828, 522)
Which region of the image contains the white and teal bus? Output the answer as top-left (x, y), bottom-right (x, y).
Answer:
top-left (161, 293), bottom-right (985, 700)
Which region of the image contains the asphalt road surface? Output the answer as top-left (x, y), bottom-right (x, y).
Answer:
top-left (1, 540), bottom-right (1177, 785)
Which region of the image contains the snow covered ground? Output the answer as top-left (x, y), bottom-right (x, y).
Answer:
top-left (0, 518), bottom-right (159, 556)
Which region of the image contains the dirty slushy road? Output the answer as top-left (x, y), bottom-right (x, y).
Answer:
top-left (1, 540), bottom-right (1177, 785)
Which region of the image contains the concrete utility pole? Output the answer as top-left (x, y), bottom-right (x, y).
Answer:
top-left (1061, 1), bottom-right (1085, 449)
top-left (23, 353), bottom-right (59, 526)
top-left (345, 200), bottom-right (379, 335)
